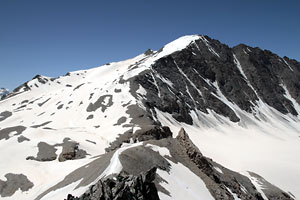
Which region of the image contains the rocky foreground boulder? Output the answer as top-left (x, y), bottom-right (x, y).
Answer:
top-left (65, 167), bottom-right (159, 200)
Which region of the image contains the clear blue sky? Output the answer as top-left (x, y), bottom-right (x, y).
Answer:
top-left (1, 0), bottom-right (299, 90)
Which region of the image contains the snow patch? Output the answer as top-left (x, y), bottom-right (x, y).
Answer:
top-left (199, 35), bottom-right (220, 57)
top-left (244, 172), bottom-right (268, 200)
top-left (226, 187), bottom-right (241, 200)
top-left (213, 166), bottom-right (223, 174)
top-left (145, 144), bottom-right (171, 157)
top-left (157, 35), bottom-right (200, 59)
top-left (283, 58), bottom-right (293, 71)
top-left (157, 161), bottom-right (214, 200)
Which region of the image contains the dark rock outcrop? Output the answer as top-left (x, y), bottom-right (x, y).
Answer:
top-left (58, 138), bottom-right (88, 162)
top-left (105, 125), bottom-right (172, 152)
top-left (0, 126), bottom-right (27, 141)
top-left (130, 35), bottom-right (300, 125)
top-left (132, 125), bottom-right (172, 142)
top-left (86, 95), bottom-right (113, 112)
top-left (0, 173), bottom-right (34, 197)
top-left (0, 111), bottom-right (12, 122)
top-left (233, 45), bottom-right (300, 116)
top-left (65, 167), bottom-right (159, 200)
top-left (26, 142), bottom-right (57, 161)
top-left (26, 138), bottom-right (87, 162)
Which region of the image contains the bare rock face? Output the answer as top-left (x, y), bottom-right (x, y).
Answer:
top-left (105, 125), bottom-right (172, 152)
top-left (26, 138), bottom-right (87, 162)
top-left (132, 125), bottom-right (172, 142)
top-left (130, 35), bottom-right (300, 125)
top-left (58, 138), bottom-right (88, 162)
top-left (65, 167), bottom-right (159, 200)
top-left (0, 173), bottom-right (34, 197)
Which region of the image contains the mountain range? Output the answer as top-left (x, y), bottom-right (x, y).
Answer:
top-left (0, 35), bottom-right (299, 200)
top-left (0, 88), bottom-right (9, 99)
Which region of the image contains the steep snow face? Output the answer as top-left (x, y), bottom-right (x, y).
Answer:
top-left (156, 35), bottom-right (201, 59)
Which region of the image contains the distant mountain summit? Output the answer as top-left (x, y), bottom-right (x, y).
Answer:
top-left (0, 35), bottom-right (299, 200)
top-left (0, 88), bottom-right (9, 99)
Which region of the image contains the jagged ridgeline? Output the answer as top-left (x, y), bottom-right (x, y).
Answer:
top-left (0, 88), bottom-right (9, 100)
top-left (0, 35), bottom-right (299, 200)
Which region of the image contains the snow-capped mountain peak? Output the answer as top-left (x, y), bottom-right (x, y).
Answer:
top-left (0, 35), bottom-right (299, 200)
top-left (0, 88), bottom-right (9, 99)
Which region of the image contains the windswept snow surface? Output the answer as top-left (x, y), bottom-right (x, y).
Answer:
top-left (158, 162), bottom-right (214, 200)
top-left (156, 35), bottom-right (200, 59)
top-left (156, 98), bottom-right (300, 199)
top-left (146, 143), bottom-right (214, 200)
top-left (0, 54), bottom-right (150, 200)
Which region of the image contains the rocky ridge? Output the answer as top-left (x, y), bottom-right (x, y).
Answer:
top-left (65, 126), bottom-right (293, 200)
top-left (65, 167), bottom-right (159, 200)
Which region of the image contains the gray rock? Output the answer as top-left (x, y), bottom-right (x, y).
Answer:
top-left (38, 98), bottom-right (51, 107)
top-left (114, 88), bottom-right (122, 93)
top-left (113, 116), bottom-right (127, 126)
top-left (73, 83), bottom-right (85, 91)
top-left (0, 173), bottom-right (34, 197)
top-left (58, 138), bottom-right (88, 162)
top-left (105, 125), bottom-right (172, 152)
top-left (27, 142), bottom-right (57, 161)
top-left (132, 125), bottom-right (172, 142)
top-left (30, 121), bottom-right (52, 128)
top-left (66, 167), bottom-right (159, 200)
top-left (0, 111), bottom-right (12, 122)
top-left (0, 126), bottom-right (27, 141)
top-left (86, 95), bottom-right (113, 112)
top-left (17, 135), bottom-right (30, 143)
top-left (86, 115), bottom-right (94, 120)
top-left (57, 104), bottom-right (64, 109)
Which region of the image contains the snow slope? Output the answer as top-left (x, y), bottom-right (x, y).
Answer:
top-left (155, 92), bottom-right (300, 198)
top-left (0, 54), bottom-right (150, 200)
